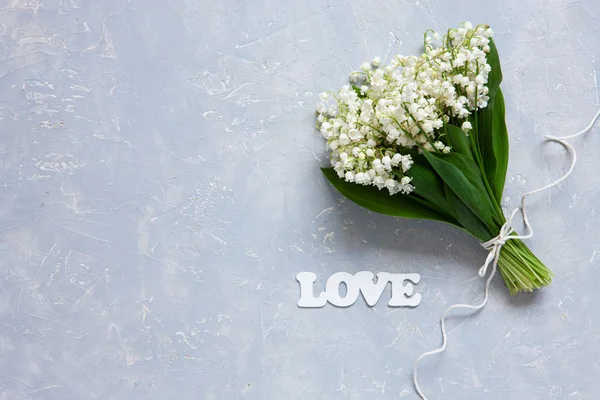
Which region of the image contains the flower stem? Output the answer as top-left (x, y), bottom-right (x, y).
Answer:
top-left (496, 238), bottom-right (553, 294)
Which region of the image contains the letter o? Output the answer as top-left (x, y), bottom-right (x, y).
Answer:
top-left (325, 272), bottom-right (360, 307)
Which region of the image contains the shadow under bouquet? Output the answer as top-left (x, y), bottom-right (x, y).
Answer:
top-left (316, 22), bottom-right (552, 294)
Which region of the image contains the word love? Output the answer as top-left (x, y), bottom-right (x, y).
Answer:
top-left (296, 271), bottom-right (421, 308)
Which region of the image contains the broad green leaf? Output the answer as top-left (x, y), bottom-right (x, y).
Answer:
top-left (468, 37), bottom-right (508, 204)
top-left (409, 159), bottom-right (455, 218)
top-left (444, 184), bottom-right (493, 241)
top-left (489, 89), bottom-right (509, 201)
top-left (321, 167), bottom-right (457, 224)
top-left (486, 37), bottom-right (503, 101)
top-left (445, 124), bottom-right (473, 157)
top-left (473, 37), bottom-right (502, 164)
top-left (423, 151), bottom-right (500, 230)
top-left (476, 88), bottom-right (509, 203)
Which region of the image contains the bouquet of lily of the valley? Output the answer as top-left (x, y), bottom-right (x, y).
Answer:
top-left (316, 22), bottom-right (551, 294)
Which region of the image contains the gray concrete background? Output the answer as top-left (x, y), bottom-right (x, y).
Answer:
top-left (0, 0), bottom-right (599, 399)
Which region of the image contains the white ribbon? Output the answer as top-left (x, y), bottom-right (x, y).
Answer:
top-left (413, 108), bottom-right (600, 400)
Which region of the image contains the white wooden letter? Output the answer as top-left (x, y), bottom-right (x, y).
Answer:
top-left (296, 272), bottom-right (327, 308)
top-left (388, 273), bottom-right (421, 307)
top-left (355, 271), bottom-right (389, 306)
top-left (325, 272), bottom-right (360, 307)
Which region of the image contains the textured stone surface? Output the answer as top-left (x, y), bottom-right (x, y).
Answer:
top-left (0, 1), bottom-right (599, 399)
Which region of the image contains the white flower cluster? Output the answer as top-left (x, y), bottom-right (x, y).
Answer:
top-left (317, 22), bottom-right (494, 195)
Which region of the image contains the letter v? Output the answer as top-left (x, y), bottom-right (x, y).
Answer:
top-left (355, 271), bottom-right (390, 307)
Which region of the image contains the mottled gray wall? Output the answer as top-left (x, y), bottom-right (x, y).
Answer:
top-left (0, 0), bottom-right (599, 399)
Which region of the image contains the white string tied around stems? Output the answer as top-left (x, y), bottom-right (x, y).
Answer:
top-left (412, 107), bottom-right (600, 400)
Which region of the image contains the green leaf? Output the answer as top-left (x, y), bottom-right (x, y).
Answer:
top-left (445, 124), bottom-right (472, 157)
top-left (422, 151), bottom-right (500, 230)
top-left (444, 184), bottom-right (493, 241)
top-left (468, 37), bottom-right (509, 204)
top-left (473, 37), bottom-right (502, 162)
top-left (490, 89), bottom-right (509, 201)
top-left (476, 88), bottom-right (509, 203)
top-left (409, 159), bottom-right (455, 218)
top-left (486, 37), bottom-right (503, 101)
top-left (321, 167), bottom-right (457, 224)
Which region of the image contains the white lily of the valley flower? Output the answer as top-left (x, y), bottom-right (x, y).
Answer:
top-left (462, 121), bottom-right (473, 134)
top-left (317, 22), bottom-right (493, 195)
